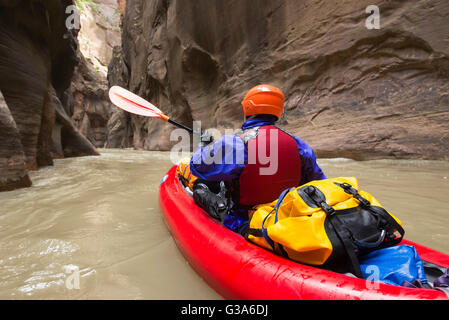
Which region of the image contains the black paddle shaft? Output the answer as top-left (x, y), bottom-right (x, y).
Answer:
top-left (168, 119), bottom-right (194, 133)
top-left (168, 118), bottom-right (214, 146)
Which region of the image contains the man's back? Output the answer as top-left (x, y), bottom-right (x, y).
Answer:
top-left (190, 115), bottom-right (326, 207)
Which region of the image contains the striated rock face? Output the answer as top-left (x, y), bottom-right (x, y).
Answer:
top-left (109, 0), bottom-right (449, 160)
top-left (0, 90), bottom-right (31, 191)
top-left (0, 0), bottom-right (98, 191)
top-left (67, 0), bottom-right (122, 148)
top-left (67, 52), bottom-right (114, 148)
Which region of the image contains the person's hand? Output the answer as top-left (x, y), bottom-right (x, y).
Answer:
top-left (199, 130), bottom-right (214, 148)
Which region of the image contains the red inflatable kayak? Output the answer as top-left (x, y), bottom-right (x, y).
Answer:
top-left (159, 165), bottom-right (449, 300)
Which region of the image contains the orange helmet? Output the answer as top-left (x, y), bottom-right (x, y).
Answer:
top-left (241, 84), bottom-right (285, 119)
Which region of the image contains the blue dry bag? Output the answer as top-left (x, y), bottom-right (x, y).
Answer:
top-left (359, 245), bottom-right (427, 286)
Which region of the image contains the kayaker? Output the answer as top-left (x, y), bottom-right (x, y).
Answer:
top-left (189, 84), bottom-right (326, 232)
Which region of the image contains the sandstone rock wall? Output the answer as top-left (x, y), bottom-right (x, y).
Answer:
top-left (77, 0), bottom-right (121, 75)
top-left (0, 90), bottom-right (31, 191)
top-left (66, 52), bottom-right (114, 148)
top-left (109, 0), bottom-right (449, 160)
top-left (0, 0), bottom-right (98, 192)
top-left (67, 0), bottom-right (122, 148)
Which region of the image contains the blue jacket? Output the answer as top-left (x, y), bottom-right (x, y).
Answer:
top-left (190, 116), bottom-right (326, 186)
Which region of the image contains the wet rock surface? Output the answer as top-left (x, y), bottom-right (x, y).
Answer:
top-left (0, 90), bottom-right (32, 191)
top-left (109, 0), bottom-right (449, 160)
top-left (67, 52), bottom-right (114, 149)
top-left (0, 0), bottom-right (98, 191)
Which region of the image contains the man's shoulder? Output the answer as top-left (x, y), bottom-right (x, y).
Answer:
top-left (273, 125), bottom-right (296, 138)
top-left (273, 126), bottom-right (316, 156)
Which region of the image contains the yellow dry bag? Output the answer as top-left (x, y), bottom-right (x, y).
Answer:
top-left (246, 177), bottom-right (404, 277)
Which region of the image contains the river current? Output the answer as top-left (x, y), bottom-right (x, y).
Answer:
top-left (0, 149), bottom-right (448, 299)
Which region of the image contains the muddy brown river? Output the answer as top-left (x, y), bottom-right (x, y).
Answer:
top-left (0, 149), bottom-right (448, 299)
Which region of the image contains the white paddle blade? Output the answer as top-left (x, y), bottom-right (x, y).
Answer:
top-left (108, 86), bottom-right (164, 118)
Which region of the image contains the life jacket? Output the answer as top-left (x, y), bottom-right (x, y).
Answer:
top-left (246, 177), bottom-right (405, 277)
top-left (177, 158), bottom-right (198, 190)
top-left (233, 125), bottom-right (302, 207)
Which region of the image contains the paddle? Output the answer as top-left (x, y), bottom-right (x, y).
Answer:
top-left (108, 86), bottom-right (194, 133)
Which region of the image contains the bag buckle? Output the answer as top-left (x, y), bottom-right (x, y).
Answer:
top-left (335, 182), bottom-right (371, 207)
top-left (320, 202), bottom-right (336, 216)
top-left (303, 186), bottom-right (335, 216)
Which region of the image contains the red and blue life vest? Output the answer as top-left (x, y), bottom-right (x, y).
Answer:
top-left (234, 125), bottom-right (302, 207)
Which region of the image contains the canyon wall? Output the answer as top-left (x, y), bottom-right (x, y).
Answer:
top-left (0, 0), bottom-right (98, 191)
top-left (2, 0), bottom-right (448, 191)
top-left (66, 0), bottom-right (122, 148)
top-left (109, 0), bottom-right (449, 160)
